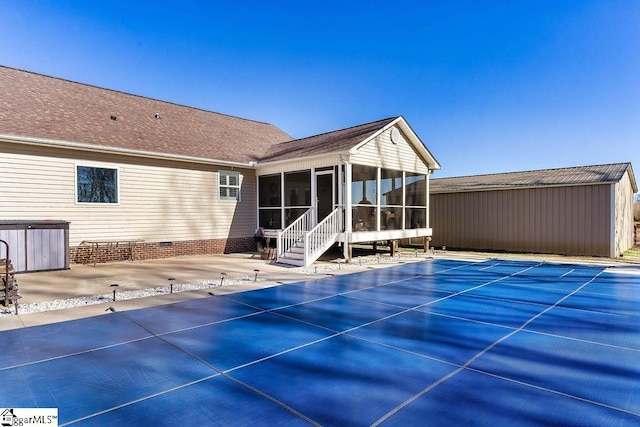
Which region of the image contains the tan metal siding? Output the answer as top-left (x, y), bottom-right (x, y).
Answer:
top-left (351, 127), bottom-right (430, 174)
top-left (0, 141), bottom-right (256, 246)
top-left (430, 184), bottom-right (613, 257)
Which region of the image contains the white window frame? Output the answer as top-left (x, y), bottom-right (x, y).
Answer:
top-left (75, 164), bottom-right (120, 205)
top-left (219, 170), bottom-right (241, 202)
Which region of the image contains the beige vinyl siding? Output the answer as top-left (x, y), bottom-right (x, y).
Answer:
top-left (430, 184), bottom-right (612, 257)
top-left (0, 141), bottom-right (256, 246)
top-left (615, 170), bottom-right (635, 255)
top-left (351, 127), bottom-right (430, 174)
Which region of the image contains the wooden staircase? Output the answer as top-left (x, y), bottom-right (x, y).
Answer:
top-left (277, 240), bottom-right (307, 266)
top-left (277, 207), bottom-right (343, 267)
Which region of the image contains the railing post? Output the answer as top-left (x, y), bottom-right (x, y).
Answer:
top-left (304, 233), bottom-right (310, 267)
top-left (277, 207), bottom-right (315, 262)
top-left (276, 230), bottom-right (282, 258)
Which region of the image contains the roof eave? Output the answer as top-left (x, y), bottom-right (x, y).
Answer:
top-left (0, 134), bottom-right (255, 168)
top-left (395, 117), bottom-right (442, 170)
top-left (625, 163), bottom-right (638, 193)
top-left (430, 180), bottom-right (624, 194)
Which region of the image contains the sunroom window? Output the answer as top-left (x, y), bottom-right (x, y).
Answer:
top-left (380, 168), bottom-right (403, 230)
top-left (405, 172), bottom-right (427, 228)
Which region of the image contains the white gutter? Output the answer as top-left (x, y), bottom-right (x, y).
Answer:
top-left (0, 134), bottom-right (254, 169)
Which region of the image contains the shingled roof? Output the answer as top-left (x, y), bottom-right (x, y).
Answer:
top-left (0, 65), bottom-right (292, 164)
top-left (258, 117), bottom-right (398, 162)
top-left (431, 163), bottom-right (638, 193)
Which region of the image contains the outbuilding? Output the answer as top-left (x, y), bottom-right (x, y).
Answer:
top-left (429, 163), bottom-right (637, 258)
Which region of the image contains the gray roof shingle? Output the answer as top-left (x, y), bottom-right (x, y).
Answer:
top-left (431, 163), bottom-right (637, 193)
top-left (258, 117), bottom-right (398, 162)
top-left (0, 65), bottom-right (292, 164)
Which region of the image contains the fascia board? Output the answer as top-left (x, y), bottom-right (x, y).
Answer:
top-left (0, 133), bottom-right (253, 168)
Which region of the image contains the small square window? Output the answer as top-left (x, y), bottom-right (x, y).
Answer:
top-left (76, 165), bottom-right (118, 204)
top-left (219, 171), bottom-right (241, 201)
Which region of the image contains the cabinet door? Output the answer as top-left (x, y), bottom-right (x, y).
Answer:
top-left (0, 226), bottom-right (26, 272)
top-left (27, 227), bottom-right (67, 271)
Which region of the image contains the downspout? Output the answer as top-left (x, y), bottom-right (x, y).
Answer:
top-left (340, 154), bottom-right (352, 260)
top-left (253, 165), bottom-right (259, 236)
top-left (376, 167), bottom-right (381, 231)
top-left (426, 170), bottom-right (432, 232)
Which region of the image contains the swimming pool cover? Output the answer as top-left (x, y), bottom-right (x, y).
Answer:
top-left (1, 259), bottom-right (639, 425)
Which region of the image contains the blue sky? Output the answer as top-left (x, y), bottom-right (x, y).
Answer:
top-left (1, 1), bottom-right (638, 182)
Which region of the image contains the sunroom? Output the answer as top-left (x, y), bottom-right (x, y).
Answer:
top-left (255, 117), bottom-right (441, 266)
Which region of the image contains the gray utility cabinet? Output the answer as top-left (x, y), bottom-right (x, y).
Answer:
top-left (0, 221), bottom-right (70, 273)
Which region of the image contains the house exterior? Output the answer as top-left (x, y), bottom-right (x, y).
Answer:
top-left (0, 65), bottom-right (440, 270)
top-left (429, 163), bottom-right (638, 258)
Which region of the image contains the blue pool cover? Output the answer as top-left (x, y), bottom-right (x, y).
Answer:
top-left (1, 259), bottom-right (639, 426)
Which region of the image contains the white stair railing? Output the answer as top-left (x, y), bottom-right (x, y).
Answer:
top-left (304, 207), bottom-right (343, 266)
top-left (277, 208), bottom-right (314, 259)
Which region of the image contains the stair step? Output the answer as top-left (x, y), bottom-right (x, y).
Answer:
top-left (278, 229), bottom-right (340, 267)
top-left (277, 257), bottom-right (305, 267)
